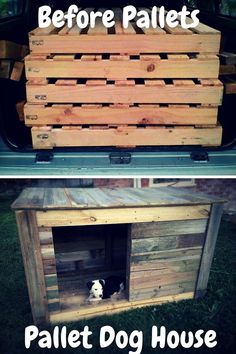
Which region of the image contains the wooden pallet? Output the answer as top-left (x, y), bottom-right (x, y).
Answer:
top-left (29, 8), bottom-right (220, 55)
top-left (24, 104), bottom-right (218, 126)
top-left (25, 8), bottom-right (223, 148)
top-left (31, 125), bottom-right (222, 149)
top-left (26, 79), bottom-right (223, 105)
top-left (25, 54), bottom-right (220, 80)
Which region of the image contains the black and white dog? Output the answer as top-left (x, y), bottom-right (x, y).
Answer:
top-left (87, 276), bottom-right (125, 301)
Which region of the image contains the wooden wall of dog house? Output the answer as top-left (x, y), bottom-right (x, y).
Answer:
top-left (128, 219), bottom-right (208, 302)
top-left (38, 227), bottom-right (60, 313)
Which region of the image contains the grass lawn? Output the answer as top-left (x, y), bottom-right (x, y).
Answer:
top-left (0, 192), bottom-right (235, 354)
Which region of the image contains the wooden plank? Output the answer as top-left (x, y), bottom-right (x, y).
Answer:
top-left (191, 22), bottom-right (220, 34)
top-left (26, 82), bottom-right (223, 104)
top-left (41, 244), bottom-right (55, 260)
top-left (84, 188), bottom-right (126, 207)
top-left (87, 17), bottom-right (108, 35)
top-left (45, 274), bottom-right (58, 288)
top-left (39, 228), bottom-right (53, 245)
top-left (67, 24), bottom-right (82, 35)
top-left (58, 8), bottom-right (83, 35)
top-left (16, 100), bottom-right (25, 121)
top-left (195, 203), bottom-right (224, 298)
top-left (65, 188), bottom-right (100, 208)
top-left (130, 271), bottom-right (197, 291)
top-left (224, 78), bottom-right (236, 94)
top-left (36, 205), bottom-right (210, 227)
top-left (43, 258), bottom-right (57, 275)
top-left (43, 188), bottom-right (72, 209)
top-left (24, 104), bottom-right (218, 126)
top-left (55, 79), bottom-right (77, 86)
top-left (15, 211), bottom-right (49, 324)
top-left (102, 188), bottom-right (148, 206)
top-left (49, 292), bottom-right (194, 323)
top-left (183, 15), bottom-right (220, 34)
top-left (10, 61), bottom-right (24, 81)
top-left (130, 219), bottom-right (208, 239)
top-left (129, 282), bottom-right (195, 301)
top-left (31, 125), bottom-right (223, 149)
top-left (114, 9), bottom-right (136, 36)
top-left (29, 33), bottom-right (221, 54)
top-left (131, 233), bottom-right (205, 253)
top-left (164, 186), bottom-right (224, 205)
top-left (31, 24), bottom-right (58, 36)
top-left (178, 233), bottom-right (205, 248)
top-left (130, 257), bottom-right (201, 272)
top-left (220, 64), bottom-right (236, 75)
top-left (11, 188), bottom-right (45, 209)
top-left (131, 246), bottom-right (203, 264)
top-left (130, 187), bottom-right (191, 205)
top-left (161, 21), bottom-right (193, 35)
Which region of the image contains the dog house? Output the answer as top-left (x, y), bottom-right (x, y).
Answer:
top-left (12, 187), bottom-right (224, 324)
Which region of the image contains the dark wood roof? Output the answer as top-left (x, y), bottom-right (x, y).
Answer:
top-left (11, 187), bottom-right (224, 210)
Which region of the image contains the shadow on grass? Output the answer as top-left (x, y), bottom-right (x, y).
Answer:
top-left (0, 194), bottom-right (235, 354)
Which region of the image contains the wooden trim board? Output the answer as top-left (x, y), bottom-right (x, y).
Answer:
top-left (31, 125), bottom-right (223, 149)
top-left (49, 292), bottom-right (194, 323)
top-left (195, 203), bottom-right (224, 298)
top-left (15, 211), bottom-right (49, 324)
top-left (36, 205), bottom-right (210, 227)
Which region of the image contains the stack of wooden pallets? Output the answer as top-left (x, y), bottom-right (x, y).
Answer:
top-left (24, 8), bottom-right (223, 149)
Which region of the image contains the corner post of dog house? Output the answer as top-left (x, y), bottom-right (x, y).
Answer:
top-left (195, 202), bottom-right (224, 299)
top-left (15, 209), bottom-right (49, 324)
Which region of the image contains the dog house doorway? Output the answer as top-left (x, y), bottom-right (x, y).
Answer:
top-left (52, 223), bottom-right (129, 310)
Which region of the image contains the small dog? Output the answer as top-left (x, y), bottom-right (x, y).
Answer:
top-left (87, 276), bottom-right (125, 301)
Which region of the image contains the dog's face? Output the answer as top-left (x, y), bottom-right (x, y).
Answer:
top-left (87, 279), bottom-right (105, 299)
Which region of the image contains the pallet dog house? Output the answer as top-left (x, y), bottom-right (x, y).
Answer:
top-left (24, 8), bottom-right (223, 149)
top-left (12, 187), bottom-right (224, 324)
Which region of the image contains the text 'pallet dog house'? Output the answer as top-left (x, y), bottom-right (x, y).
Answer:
top-left (24, 8), bottom-right (223, 149)
top-left (12, 187), bottom-right (224, 324)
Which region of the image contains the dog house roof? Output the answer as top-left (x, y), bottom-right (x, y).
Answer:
top-left (11, 187), bottom-right (225, 210)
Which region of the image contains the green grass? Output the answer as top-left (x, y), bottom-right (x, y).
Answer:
top-left (0, 193), bottom-right (235, 354)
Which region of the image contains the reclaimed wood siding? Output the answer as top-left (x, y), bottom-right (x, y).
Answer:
top-left (129, 219), bottom-right (208, 301)
top-left (38, 227), bottom-right (60, 314)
